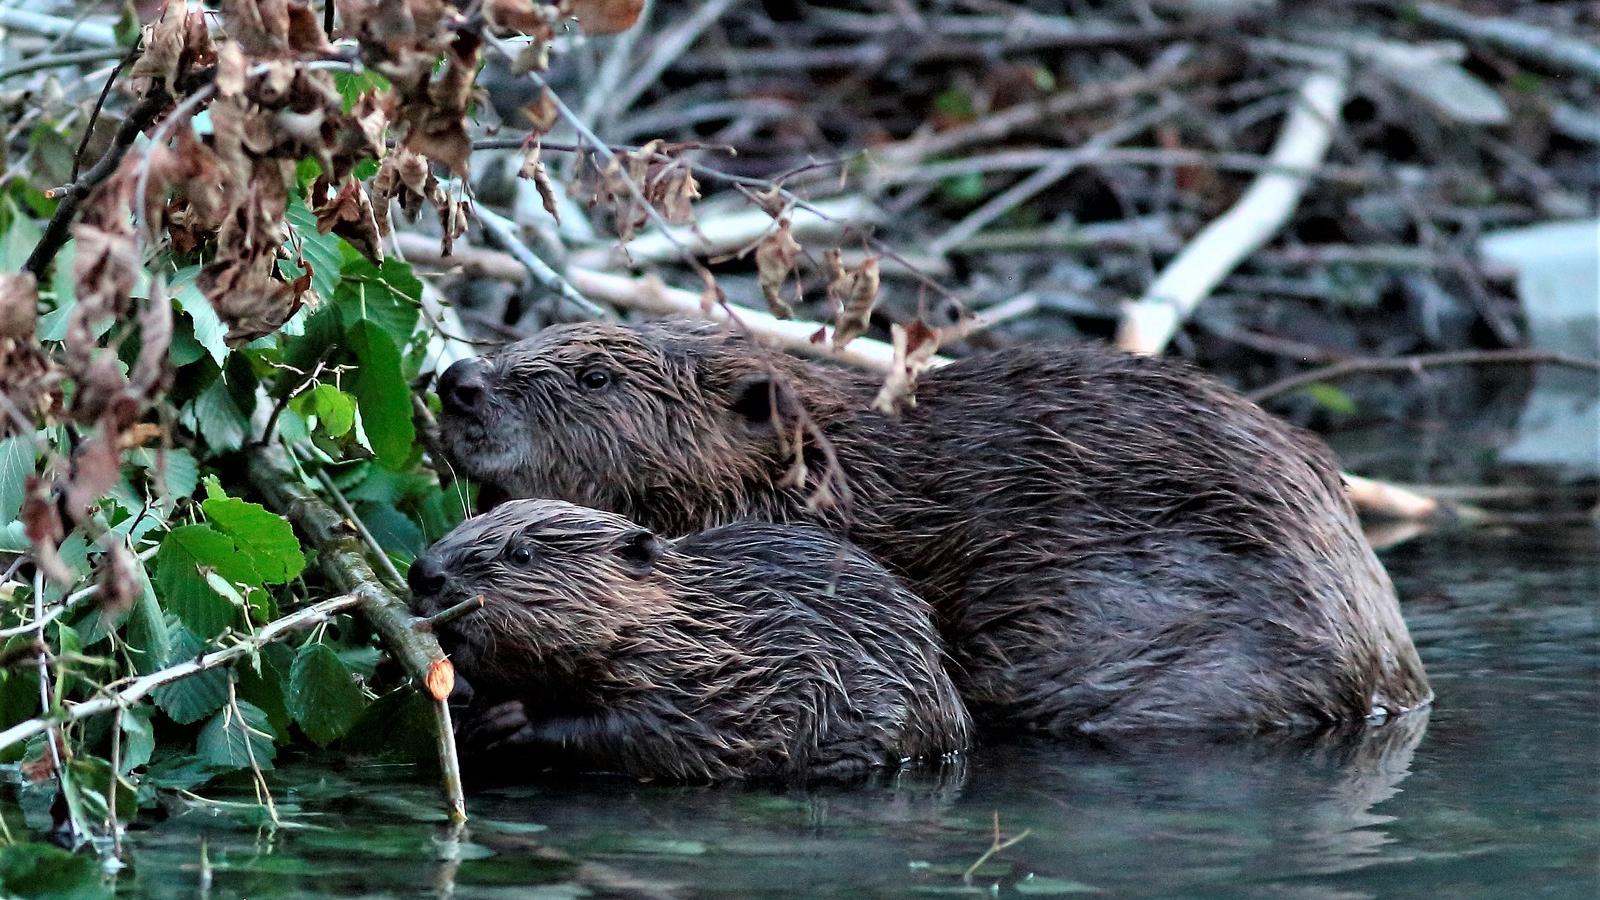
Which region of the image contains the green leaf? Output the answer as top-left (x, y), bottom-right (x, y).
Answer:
top-left (288, 643), bottom-right (366, 746)
top-left (127, 447), bottom-right (199, 508)
top-left (171, 265), bottom-right (229, 365)
top-left (334, 256), bottom-right (421, 338)
top-left (119, 706), bottom-right (155, 773)
top-left (153, 627), bottom-right (228, 724)
top-left (237, 643), bottom-right (292, 740)
top-left (201, 495), bottom-right (307, 583)
top-left (301, 383), bottom-right (357, 438)
top-left (0, 843), bottom-right (110, 900)
top-left (285, 197), bottom-right (344, 302)
top-left (184, 376), bottom-right (250, 452)
top-left (356, 501), bottom-right (426, 562)
top-left (197, 700), bottom-right (277, 771)
top-left (350, 320), bottom-right (416, 469)
top-left (0, 434), bottom-right (34, 525)
top-left (36, 240), bottom-right (76, 342)
top-left (124, 558), bottom-right (171, 675)
top-left (333, 70), bottom-right (390, 112)
top-left (0, 200), bottom-right (42, 269)
top-left (1297, 383), bottom-right (1359, 417)
top-left (156, 524), bottom-right (248, 638)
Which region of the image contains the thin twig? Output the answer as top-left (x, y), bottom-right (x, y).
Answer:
top-left (0, 47), bottom-right (127, 84)
top-left (0, 594), bottom-right (362, 752)
top-left (473, 205), bottom-right (613, 320)
top-left (72, 48), bottom-right (138, 183)
top-left (1247, 349), bottom-right (1600, 404)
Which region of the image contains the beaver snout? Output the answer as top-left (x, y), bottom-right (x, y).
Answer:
top-left (407, 554), bottom-right (449, 612)
top-left (439, 358), bottom-right (489, 416)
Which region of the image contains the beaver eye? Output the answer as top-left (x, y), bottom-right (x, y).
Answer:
top-left (576, 369), bottom-right (611, 391)
top-left (507, 545), bottom-right (534, 566)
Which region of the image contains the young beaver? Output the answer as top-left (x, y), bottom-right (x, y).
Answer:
top-left (406, 498), bottom-right (972, 781)
top-left (435, 320), bottom-right (1433, 736)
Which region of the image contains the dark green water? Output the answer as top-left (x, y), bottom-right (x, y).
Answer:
top-left (112, 525), bottom-right (1599, 899)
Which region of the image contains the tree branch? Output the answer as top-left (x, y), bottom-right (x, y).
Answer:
top-left (247, 444), bottom-right (467, 822)
top-left (0, 594), bottom-right (362, 752)
top-left (1246, 348), bottom-right (1600, 404)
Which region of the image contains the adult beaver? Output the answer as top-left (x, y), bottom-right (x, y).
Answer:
top-left (434, 319), bottom-right (1432, 735)
top-left (407, 498), bottom-right (972, 781)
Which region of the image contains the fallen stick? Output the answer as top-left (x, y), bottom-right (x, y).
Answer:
top-left (1343, 474), bottom-right (1441, 522)
top-left (571, 196), bottom-right (881, 269)
top-left (1116, 68), bottom-right (1348, 355)
top-left (0, 594), bottom-right (362, 753)
top-left (393, 231), bottom-right (936, 372)
top-left (248, 445), bottom-right (467, 823)
top-left (1410, 2), bottom-right (1600, 82)
top-left (1246, 348), bottom-right (1600, 404)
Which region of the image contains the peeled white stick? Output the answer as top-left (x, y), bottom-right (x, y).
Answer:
top-left (1116, 69), bottom-right (1348, 355)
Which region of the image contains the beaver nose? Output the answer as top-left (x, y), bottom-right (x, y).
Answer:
top-left (439, 358), bottom-right (488, 416)
top-left (408, 554), bottom-right (448, 604)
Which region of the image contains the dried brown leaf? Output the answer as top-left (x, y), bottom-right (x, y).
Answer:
top-left (0, 272), bottom-right (38, 341)
top-left (755, 219), bottom-right (801, 319)
top-left (486, 0), bottom-right (556, 38)
top-left (567, 0), bottom-right (645, 35)
top-left (872, 320), bottom-right (940, 415)
top-left (315, 179), bottom-right (384, 261)
top-left (698, 267), bottom-right (724, 315)
top-left (831, 255), bottom-right (880, 349)
top-left (519, 142), bottom-right (561, 222)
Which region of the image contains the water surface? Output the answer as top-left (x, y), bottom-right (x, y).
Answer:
top-left (114, 525), bottom-right (1599, 898)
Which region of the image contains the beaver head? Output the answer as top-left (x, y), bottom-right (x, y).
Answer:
top-left (435, 320), bottom-right (841, 527)
top-left (407, 498), bottom-right (670, 687)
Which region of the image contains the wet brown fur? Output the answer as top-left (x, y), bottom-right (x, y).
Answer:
top-left (437, 320), bottom-right (1433, 735)
top-left (409, 499), bottom-right (973, 781)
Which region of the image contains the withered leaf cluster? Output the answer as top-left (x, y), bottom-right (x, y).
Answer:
top-left (579, 141), bottom-right (702, 246)
top-left (755, 218), bottom-right (802, 319)
top-left (825, 249), bottom-right (880, 349)
top-left (873, 321), bottom-right (941, 415)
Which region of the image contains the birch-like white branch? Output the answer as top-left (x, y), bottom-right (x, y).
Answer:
top-left (1116, 68), bottom-right (1348, 355)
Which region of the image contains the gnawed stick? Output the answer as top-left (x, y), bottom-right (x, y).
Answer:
top-left (248, 444), bottom-right (467, 823)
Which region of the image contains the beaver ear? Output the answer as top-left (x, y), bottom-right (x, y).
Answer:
top-left (613, 528), bottom-right (664, 570)
top-left (728, 373), bottom-right (800, 430)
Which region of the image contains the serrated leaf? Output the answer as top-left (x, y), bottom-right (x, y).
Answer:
top-left (350, 320), bottom-right (415, 469)
top-left (152, 627), bottom-right (228, 724)
top-left (127, 447), bottom-right (199, 509)
top-left (334, 256), bottom-right (421, 338)
top-left (285, 197), bottom-right (344, 302)
top-left (124, 553), bottom-right (171, 675)
top-left (0, 434), bottom-right (34, 524)
top-left (308, 383), bottom-right (356, 437)
top-left (237, 643), bottom-right (292, 740)
top-left (184, 377), bottom-right (250, 452)
top-left (197, 700), bottom-right (276, 771)
top-left (201, 495), bottom-right (306, 583)
top-left (118, 706), bottom-right (155, 774)
top-left (155, 524), bottom-right (255, 637)
top-left (288, 643), bottom-right (365, 746)
top-left (355, 501), bottom-right (425, 562)
top-left (171, 265), bottom-right (229, 365)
